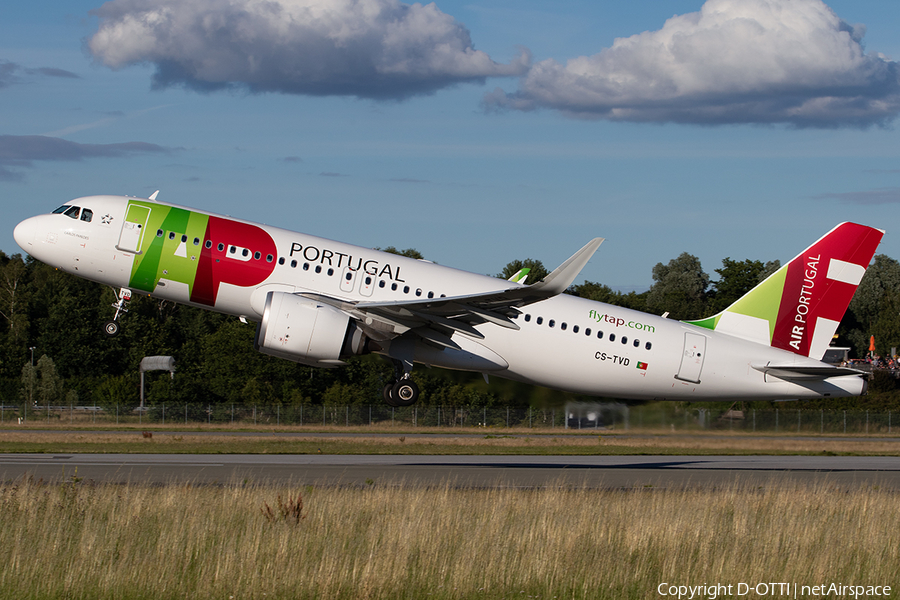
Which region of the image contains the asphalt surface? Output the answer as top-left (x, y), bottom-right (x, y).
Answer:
top-left (3, 453), bottom-right (900, 489)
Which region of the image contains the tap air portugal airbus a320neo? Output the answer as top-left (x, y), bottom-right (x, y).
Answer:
top-left (13, 193), bottom-right (885, 407)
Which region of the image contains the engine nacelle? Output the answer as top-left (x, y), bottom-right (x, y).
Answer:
top-left (254, 292), bottom-right (367, 367)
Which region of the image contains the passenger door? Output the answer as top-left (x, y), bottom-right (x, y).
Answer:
top-left (676, 332), bottom-right (706, 383)
top-left (117, 204), bottom-right (151, 254)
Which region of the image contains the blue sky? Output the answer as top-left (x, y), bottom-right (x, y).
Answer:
top-left (2, 0), bottom-right (899, 291)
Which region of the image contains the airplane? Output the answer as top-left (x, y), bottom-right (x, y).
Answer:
top-left (13, 193), bottom-right (884, 407)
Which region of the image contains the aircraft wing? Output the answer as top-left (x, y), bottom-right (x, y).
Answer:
top-left (299, 238), bottom-right (603, 347)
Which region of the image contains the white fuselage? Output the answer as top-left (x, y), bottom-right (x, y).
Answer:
top-left (14, 195), bottom-right (866, 401)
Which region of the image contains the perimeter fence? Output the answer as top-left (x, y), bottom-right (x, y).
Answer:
top-left (2, 403), bottom-right (900, 434)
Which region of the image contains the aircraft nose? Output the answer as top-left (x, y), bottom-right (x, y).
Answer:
top-left (13, 217), bottom-right (36, 250)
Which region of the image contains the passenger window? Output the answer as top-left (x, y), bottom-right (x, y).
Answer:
top-left (610, 333), bottom-right (616, 342)
top-left (365, 276), bottom-right (372, 285)
top-left (524, 314), bottom-right (531, 322)
top-left (158, 230), bottom-right (165, 238)
top-left (572, 325), bottom-right (579, 333)
top-left (64, 206), bottom-right (80, 219)
top-left (181, 234), bottom-right (188, 243)
top-left (403, 286), bottom-right (410, 294)
top-left (345, 272), bottom-right (353, 281)
top-left (206, 240), bottom-right (213, 249)
top-left (427, 291), bottom-right (434, 299)
top-left (415, 288), bottom-right (422, 297)
top-left (379, 280), bottom-right (386, 288)
top-left (315, 265), bottom-right (322, 273)
top-left (536, 317), bottom-right (543, 325)
top-left (291, 260), bottom-right (297, 268)
top-left (327, 268), bottom-right (334, 276)
top-left (561, 322), bottom-right (567, 331)
top-left (242, 249), bottom-right (249, 258)
top-left (169, 232), bottom-right (176, 240)
top-left (266, 254), bottom-right (274, 263)
top-left (217, 243), bottom-right (225, 251)
top-left (254, 251), bottom-right (261, 260)
top-left (80, 209), bottom-right (93, 222)
top-left (585, 328), bottom-right (591, 336)
top-left (549, 320), bottom-right (555, 328)
top-left (278, 257), bottom-right (285, 265)
top-left (621, 336), bottom-right (628, 344)
top-left (597, 331), bottom-right (604, 339)
top-left (633, 339), bottom-right (640, 348)
top-left (645, 342), bottom-right (653, 350)
top-left (194, 238), bottom-right (201, 246)
top-left (391, 283), bottom-right (398, 291)
top-left (303, 263), bottom-right (309, 271)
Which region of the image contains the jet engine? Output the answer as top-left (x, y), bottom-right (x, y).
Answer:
top-left (254, 292), bottom-right (367, 367)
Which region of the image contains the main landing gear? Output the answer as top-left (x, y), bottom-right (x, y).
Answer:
top-left (103, 288), bottom-right (131, 338)
top-left (382, 358), bottom-right (420, 407)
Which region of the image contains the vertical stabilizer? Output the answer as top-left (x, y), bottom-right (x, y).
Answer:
top-left (687, 223), bottom-right (884, 359)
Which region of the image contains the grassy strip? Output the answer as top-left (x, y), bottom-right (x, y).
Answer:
top-left (0, 478), bottom-right (897, 599)
top-left (2, 431), bottom-right (900, 455)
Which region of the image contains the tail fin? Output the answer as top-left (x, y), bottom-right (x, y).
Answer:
top-left (687, 223), bottom-right (884, 359)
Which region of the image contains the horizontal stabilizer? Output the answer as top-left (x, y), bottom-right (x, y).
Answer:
top-left (752, 363), bottom-right (866, 380)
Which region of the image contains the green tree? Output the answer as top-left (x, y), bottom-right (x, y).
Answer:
top-left (36, 354), bottom-right (62, 408)
top-left (20, 362), bottom-right (36, 407)
top-left (646, 253), bottom-right (709, 320)
top-left (707, 257), bottom-right (781, 314)
top-left (844, 255), bottom-right (900, 357)
top-left (380, 247), bottom-right (424, 260)
top-left (0, 253), bottom-right (29, 352)
top-left (93, 374), bottom-right (138, 411)
top-left (569, 281), bottom-right (649, 312)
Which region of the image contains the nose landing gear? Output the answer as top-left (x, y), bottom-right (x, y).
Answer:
top-left (103, 288), bottom-right (132, 337)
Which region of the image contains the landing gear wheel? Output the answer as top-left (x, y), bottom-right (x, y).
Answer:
top-left (391, 379), bottom-right (419, 407)
top-left (103, 320), bottom-right (121, 337)
top-left (383, 383), bottom-right (399, 407)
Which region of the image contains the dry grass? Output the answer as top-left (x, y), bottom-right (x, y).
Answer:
top-left (0, 477), bottom-right (897, 599)
top-left (2, 429), bottom-right (900, 456)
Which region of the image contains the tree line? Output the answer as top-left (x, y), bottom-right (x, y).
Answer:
top-left (1, 246), bottom-right (898, 412)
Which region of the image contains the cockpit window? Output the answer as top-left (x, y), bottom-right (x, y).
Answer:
top-left (63, 206), bottom-right (81, 219)
top-left (52, 205), bottom-right (70, 214)
top-left (80, 209), bottom-right (93, 223)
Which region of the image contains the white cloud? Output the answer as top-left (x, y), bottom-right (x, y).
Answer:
top-left (485, 0), bottom-right (900, 127)
top-left (88, 0), bottom-right (528, 99)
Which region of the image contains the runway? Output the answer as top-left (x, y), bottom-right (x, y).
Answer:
top-left (2, 453), bottom-right (900, 489)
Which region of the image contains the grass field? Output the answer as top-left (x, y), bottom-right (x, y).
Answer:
top-left (1, 426), bottom-right (900, 455)
top-left (0, 477), bottom-right (897, 600)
